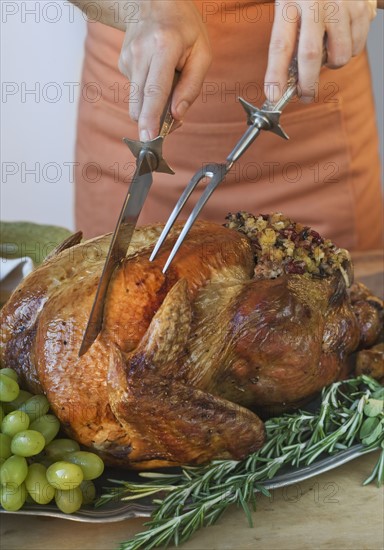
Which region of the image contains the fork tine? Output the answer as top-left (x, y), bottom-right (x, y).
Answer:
top-left (161, 163), bottom-right (227, 273)
top-left (149, 165), bottom-right (214, 262)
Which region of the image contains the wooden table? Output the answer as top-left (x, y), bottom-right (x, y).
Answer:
top-left (1, 251), bottom-right (383, 550)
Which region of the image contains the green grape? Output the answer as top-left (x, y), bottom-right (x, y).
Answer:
top-left (3, 390), bottom-right (33, 414)
top-left (0, 373), bottom-right (19, 402)
top-left (0, 404), bottom-right (3, 424)
top-left (65, 451), bottom-right (104, 481)
top-left (18, 395), bottom-right (49, 422)
top-left (0, 433), bottom-right (12, 460)
top-left (46, 461), bottom-right (83, 490)
top-left (55, 486), bottom-right (83, 514)
top-left (1, 410), bottom-right (30, 437)
top-left (0, 455), bottom-right (28, 486)
top-left (30, 414), bottom-right (60, 445)
top-left (0, 368), bottom-right (18, 382)
top-left (0, 482), bottom-right (26, 511)
top-left (44, 439), bottom-right (80, 461)
top-left (11, 430), bottom-right (45, 457)
top-left (80, 479), bottom-right (96, 505)
top-left (25, 463), bottom-right (55, 505)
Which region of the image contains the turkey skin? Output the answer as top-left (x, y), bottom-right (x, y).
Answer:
top-left (0, 217), bottom-right (381, 469)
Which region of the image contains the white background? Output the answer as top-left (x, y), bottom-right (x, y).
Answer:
top-left (1, 1), bottom-right (383, 231)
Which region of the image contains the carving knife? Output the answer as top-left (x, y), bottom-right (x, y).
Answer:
top-left (79, 74), bottom-right (179, 356)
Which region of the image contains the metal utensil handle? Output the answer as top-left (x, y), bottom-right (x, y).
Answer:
top-left (158, 71), bottom-right (181, 138)
top-left (225, 42), bottom-right (327, 168)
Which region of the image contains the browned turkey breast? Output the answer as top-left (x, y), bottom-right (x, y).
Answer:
top-left (0, 214), bottom-right (382, 469)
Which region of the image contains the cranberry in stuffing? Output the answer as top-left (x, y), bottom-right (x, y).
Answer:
top-left (310, 230), bottom-right (324, 245)
top-left (285, 260), bottom-right (306, 274)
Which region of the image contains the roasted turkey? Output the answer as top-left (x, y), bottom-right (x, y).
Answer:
top-left (0, 213), bottom-right (382, 469)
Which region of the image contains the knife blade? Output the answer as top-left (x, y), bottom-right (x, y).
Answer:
top-left (79, 74), bottom-right (179, 356)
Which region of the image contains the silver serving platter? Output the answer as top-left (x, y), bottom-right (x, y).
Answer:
top-left (0, 444), bottom-right (375, 523)
top-left (1, 252), bottom-right (381, 523)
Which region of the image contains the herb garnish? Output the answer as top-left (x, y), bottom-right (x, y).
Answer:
top-left (98, 375), bottom-right (384, 550)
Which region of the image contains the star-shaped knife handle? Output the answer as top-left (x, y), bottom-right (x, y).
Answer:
top-left (238, 97), bottom-right (289, 140)
top-left (123, 71), bottom-right (181, 176)
top-left (123, 136), bottom-right (175, 175)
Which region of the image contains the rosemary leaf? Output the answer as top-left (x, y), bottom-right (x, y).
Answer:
top-left (97, 376), bottom-right (384, 550)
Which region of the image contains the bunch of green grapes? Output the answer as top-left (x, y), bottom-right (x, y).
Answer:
top-left (0, 368), bottom-right (104, 513)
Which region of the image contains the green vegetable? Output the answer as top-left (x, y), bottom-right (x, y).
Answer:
top-left (364, 399), bottom-right (383, 417)
top-left (97, 375), bottom-right (384, 550)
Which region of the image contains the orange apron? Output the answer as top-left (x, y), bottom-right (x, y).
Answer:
top-left (75, 0), bottom-right (383, 250)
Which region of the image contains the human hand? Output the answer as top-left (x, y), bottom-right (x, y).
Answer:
top-left (264, 0), bottom-right (377, 103)
top-left (118, 0), bottom-right (212, 141)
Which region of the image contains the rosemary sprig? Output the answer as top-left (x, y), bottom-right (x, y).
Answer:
top-left (97, 375), bottom-right (384, 550)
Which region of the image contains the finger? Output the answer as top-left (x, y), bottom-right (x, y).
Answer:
top-left (170, 120), bottom-right (183, 134)
top-left (171, 46), bottom-right (212, 120)
top-left (118, 37), bottom-right (149, 123)
top-left (367, 0), bottom-right (378, 19)
top-left (350, 20), bottom-right (369, 58)
top-left (264, 2), bottom-right (298, 103)
top-left (297, 10), bottom-right (325, 102)
top-left (127, 65), bottom-right (149, 124)
top-left (350, 12), bottom-right (370, 57)
top-left (325, 6), bottom-right (353, 68)
top-left (138, 54), bottom-right (178, 141)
